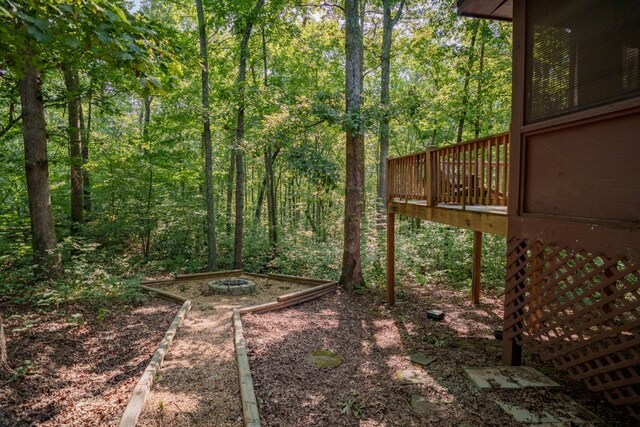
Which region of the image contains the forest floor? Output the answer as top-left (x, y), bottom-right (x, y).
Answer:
top-left (2, 277), bottom-right (636, 426)
top-left (137, 275), bottom-right (309, 427)
top-left (0, 297), bottom-right (179, 426)
top-left (242, 285), bottom-right (637, 426)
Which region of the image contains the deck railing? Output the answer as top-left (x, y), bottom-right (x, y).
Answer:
top-left (387, 132), bottom-right (509, 208)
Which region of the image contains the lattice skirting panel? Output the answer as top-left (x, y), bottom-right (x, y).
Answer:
top-left (504, 237), bottom-right (640, 419)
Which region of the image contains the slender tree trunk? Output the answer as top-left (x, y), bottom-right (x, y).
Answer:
top-left (265, 146), bottom-right (278, 246)
top-left (474, 26), bottom-right (486, 139)
top-left (261, 25), bottom-right (278, 248)
top-left (255, 176), bottom-right (266, 220)
top-left (19, 59), bottom-right (62, 279)
top-left (340, 0), bottom-right (365, 291)
top-left (81, 86), bottom-right (91, 212)
top-left (226, 149), bottom-right (235, 234)
top-left (456, 20), bottom-right (480, 143)
top-left (196, 0), bottom-right (218, 271)
top-left (233, 0), bottom-right (265, 269)
top-left (62, 64), bottom-right (83, 226)
top-left (142, 96), bottom-right (153, 257)
top-left (377, 0), bottom-right (404, 219)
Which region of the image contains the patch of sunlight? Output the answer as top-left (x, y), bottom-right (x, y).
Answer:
top-left (358, 360), bottom-right (380, 378)
top-left (360, 338), bottom-right (373, 356)
top-left (131, 305), bottom-right (172, 315)
top-left (302, 392), bottom-right (326, 407)
top-left (444, 312), bottom-right (493, 337)
top-left (372, 319), bottom-right (403, 350)
top-left (403, 321), bottom-right (418, 336)
top-left (146, 390), bottom-right (201, 411)
top-left (317, 308), bottom-right (340, 317)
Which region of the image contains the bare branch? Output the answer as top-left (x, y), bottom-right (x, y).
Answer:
top-left (0, 113), bottom-right (21, 139)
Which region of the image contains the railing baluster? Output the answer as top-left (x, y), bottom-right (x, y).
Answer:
top-left (457, 146), bottom-right (462, 205)
top-left (385, 132), bottom-right (510, 208)
top-left (504, 134), bottom-right (509, 206)
top-left (487, 140), bottom-right (493, 205)
top-left (495, 138), bottom-right (502, 204)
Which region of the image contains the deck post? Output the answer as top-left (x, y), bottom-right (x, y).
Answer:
top-left (386, 210), bottom-right (395, 305)
top-left (502, 337), bottom-right (522, 366)
top-left (471, 230), bottom-right (482, 305)
top-left (425, 147), bottom-right (433, 206)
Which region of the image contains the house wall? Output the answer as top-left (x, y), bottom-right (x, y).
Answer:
top-left (504, 0), bottom-right (640, 419)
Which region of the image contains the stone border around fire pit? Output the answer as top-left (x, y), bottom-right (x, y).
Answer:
top-left (209, 278), bottom-right (257, 295)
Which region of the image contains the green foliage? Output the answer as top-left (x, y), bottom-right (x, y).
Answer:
top-left (1, 0), bottom-right (512, 309)
top-left (0, 238), bottom-right (147, 308)
top-left (340, 397), bottom-right (365, 420)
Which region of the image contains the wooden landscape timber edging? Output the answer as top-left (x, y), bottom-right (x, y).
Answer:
top-left (139, 277), bottom-right (176, 286)
top-left (174, 269), bottom-right (243, 281)
top-left (243, 272), bottom-right (269, 279)
top-left (266, 273), bottom-right (334, 285)
top-left (119, 298), bottom-right (191, 427)
top-left (233, 278), bottom-right (337, 426)
top-left (233, 309), bottom-right (261, 427)
top-left (139, 285), bottom-right (187, 304)
top-left (239, 282), bottom-right (338, 315)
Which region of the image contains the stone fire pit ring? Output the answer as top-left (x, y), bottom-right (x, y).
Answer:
top-left (208, 278), bottom-right (256, 295)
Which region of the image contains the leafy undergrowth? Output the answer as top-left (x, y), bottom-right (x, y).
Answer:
top-left (0, 297), bottom-right (179, 426)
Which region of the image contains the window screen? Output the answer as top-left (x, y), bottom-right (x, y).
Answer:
top-left (525, 0), bottom-right (640, 124)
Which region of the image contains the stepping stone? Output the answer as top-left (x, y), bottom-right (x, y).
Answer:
top-left (304, 349), bottom-right (342, 368)
top-left (464, 366), bottom-right (560, 390)
top-left (410, 352), bottom-right (436, 367)
top-left (411, 395), bottom-right (443, 415)
top-left (496, 399), bottom-right (600, 425)
top-left (395, 369), bottom-right (430, 384)
top-left (497, 401), bottom-right (560, 424)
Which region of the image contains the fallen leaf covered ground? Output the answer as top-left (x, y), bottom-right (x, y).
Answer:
top-left (0, 297), bottom-right (179, 426)
top-left (138, 275), bottom-right (309, 427)
top-left (242, 285), bottom-right (637, 426)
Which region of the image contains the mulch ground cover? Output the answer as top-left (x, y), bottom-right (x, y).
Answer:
top-left (242, 285), bottom-right (637, 426)
top-left (0, 297), bottom-right (179, 426)
top-left (138, 275), bottom-right (310, 427)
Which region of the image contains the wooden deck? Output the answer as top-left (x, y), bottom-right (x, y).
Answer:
top-left (388, 200), bottom-right (507, 236)
top-left (386, 133), bottom-right (510, 305)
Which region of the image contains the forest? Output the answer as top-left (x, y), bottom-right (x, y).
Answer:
top-left (0, 0), bottom-right (512, 296)
top-left (0, 0), bottom-right (551, 425)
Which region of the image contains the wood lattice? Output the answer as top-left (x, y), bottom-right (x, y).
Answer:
top-left (504, 237), bottom-right (640, 419)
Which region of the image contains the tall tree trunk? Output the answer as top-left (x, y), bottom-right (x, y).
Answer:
top-left (196, 0), bottom-right (218, 271)
top-left (254, 176), bottom-right (266, 220)
top-left (81, 86), bottom-right (91, 212)
top-left (142, 96), bottom-right (153, 258)
top-left (340, 0), bottom-right (365, 291)
top-left (377, 0), bottom-right (404, 219)
top-left (474, 25), bottom-right (486, 139)
top-left (19, 59), bottom-right (62, 279)
top-left (265, 146), bottom-right (278, 246)
top-left (62, 64), bottom-right (83, 226)
top-left (233, 0), bottom-right (265, 269)
top-left (456, 20), bottom-right (480, 143)
top-left (226, 149), bottom-right (235, 234)
top-left (261, 24), bottom-right (278, 248)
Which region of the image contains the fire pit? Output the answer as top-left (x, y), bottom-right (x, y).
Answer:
top-left (208, 278), bottom-right (256, 295)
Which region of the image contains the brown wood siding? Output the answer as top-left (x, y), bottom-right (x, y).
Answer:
top-left (522, 109), bottom-right (640, 223)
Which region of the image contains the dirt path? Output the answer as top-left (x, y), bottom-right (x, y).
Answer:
top-left (137, 276), bottom-right (309, 427)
